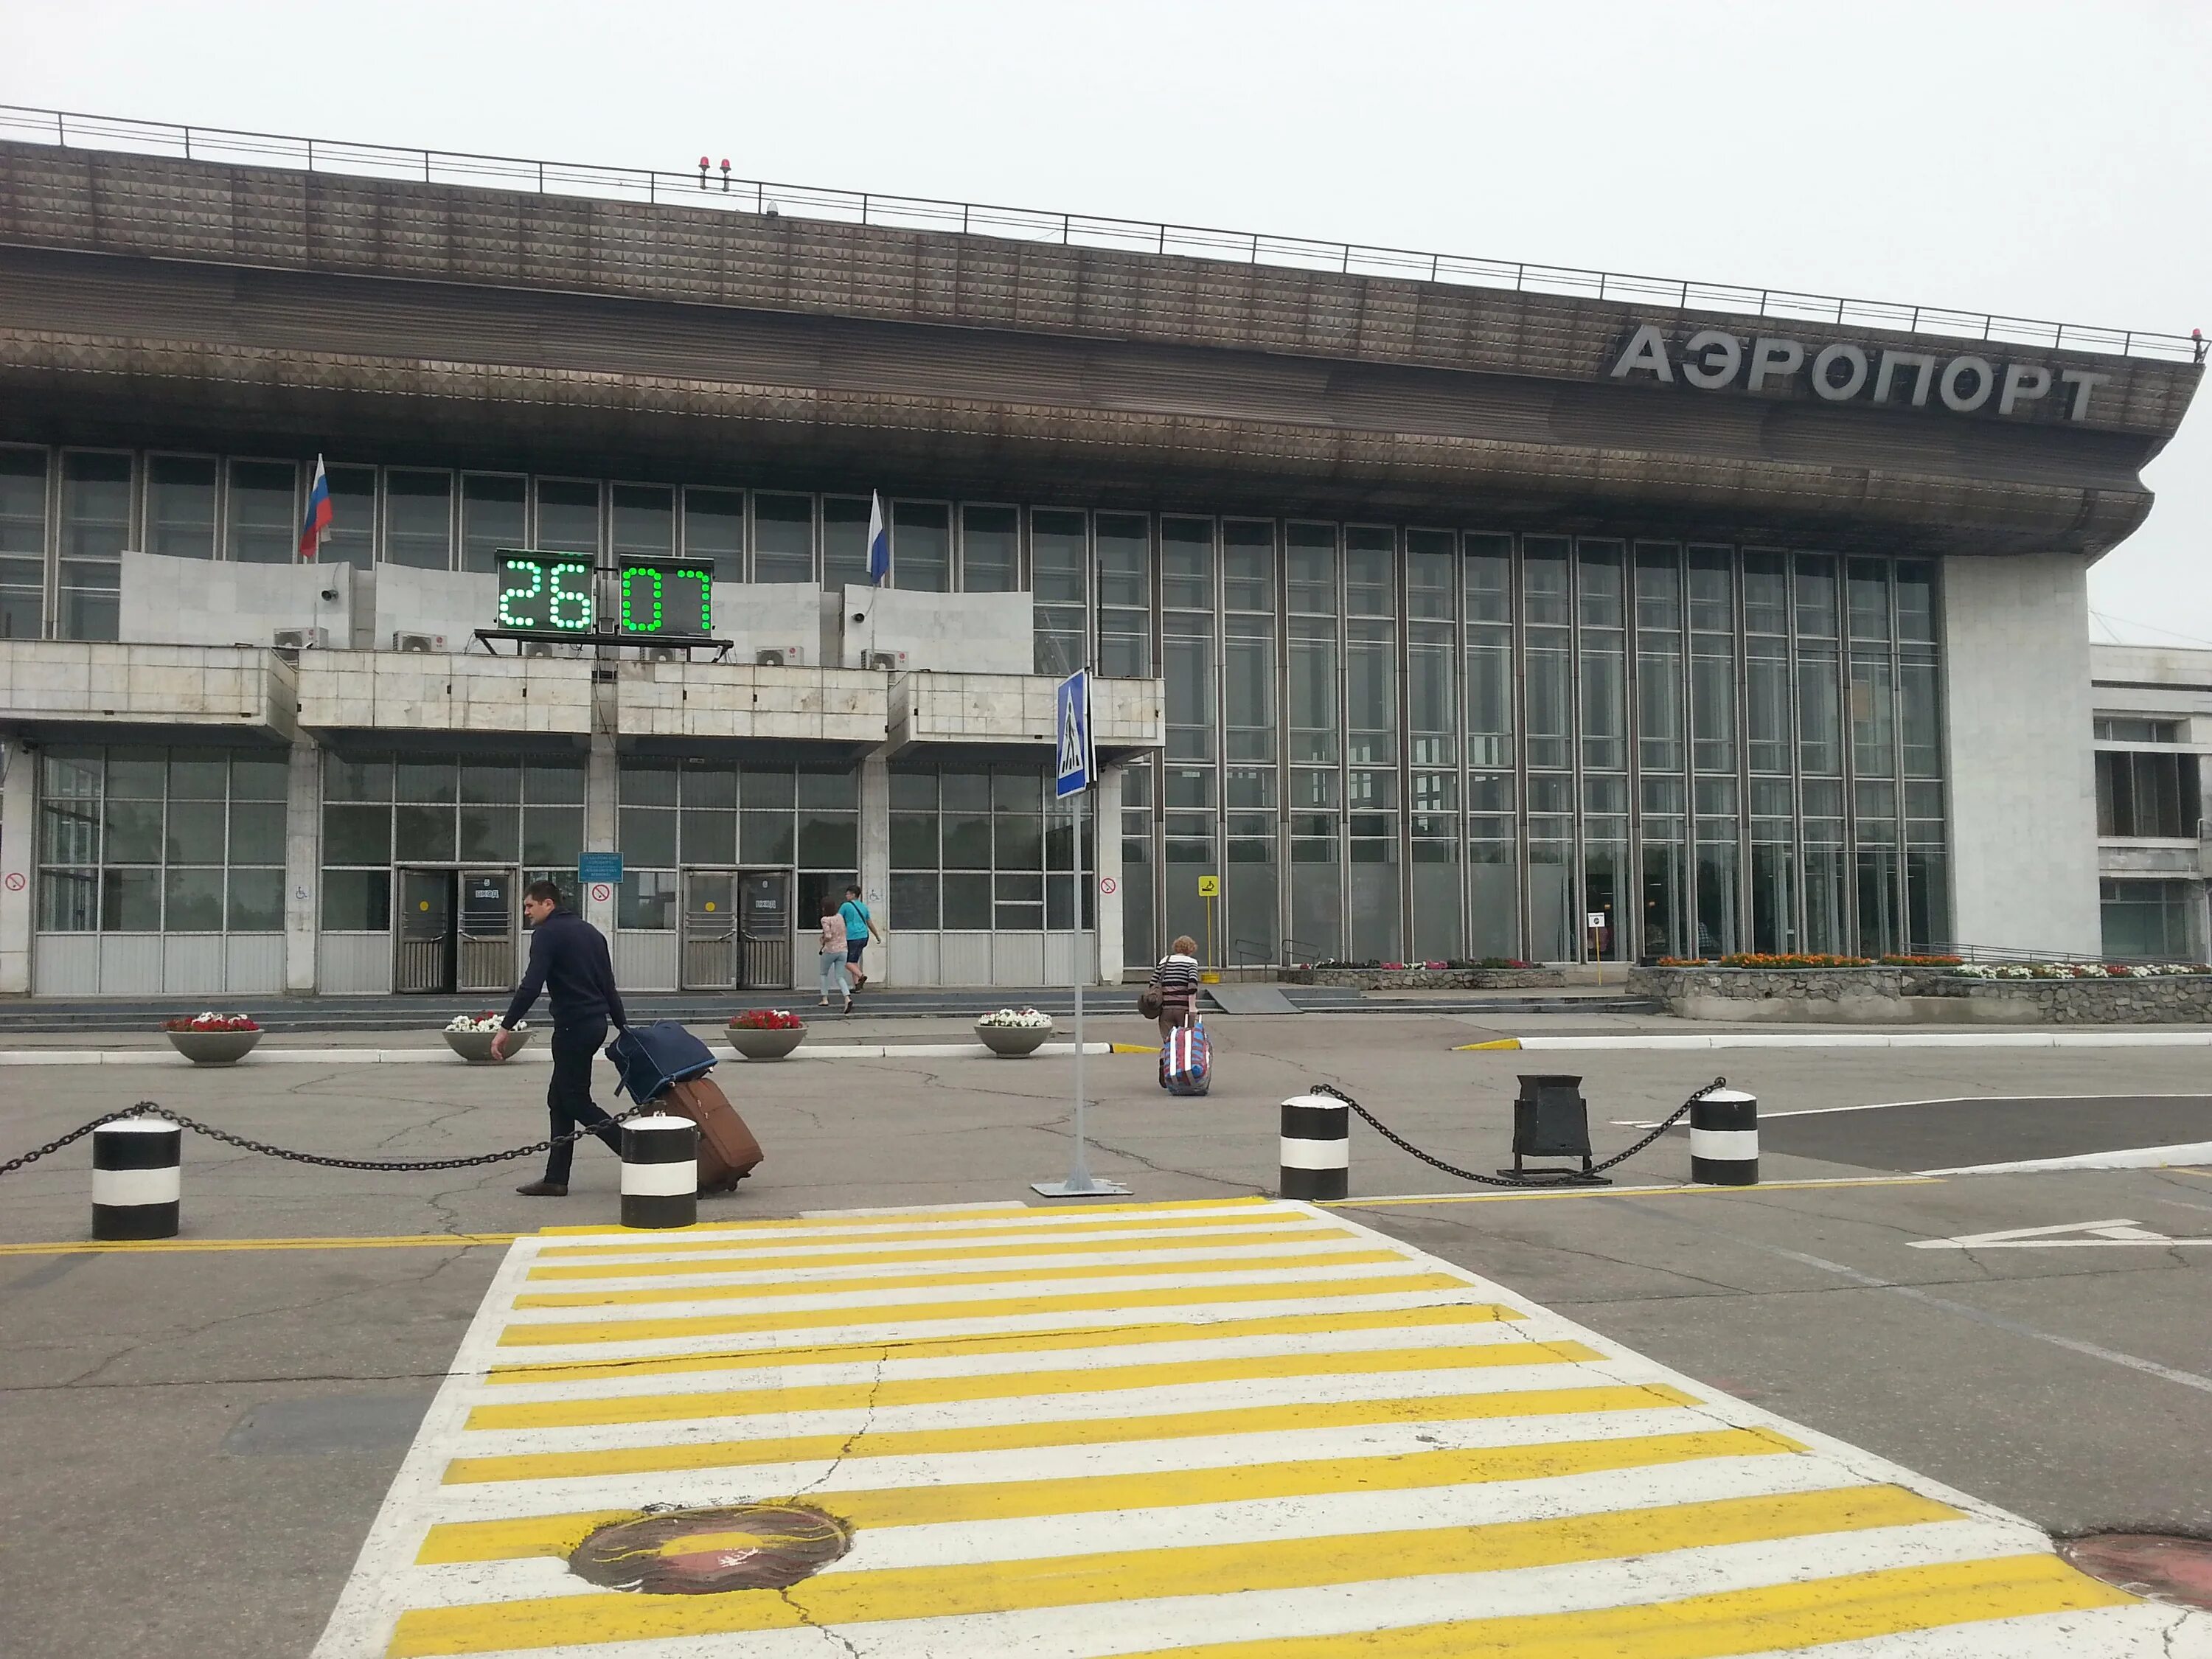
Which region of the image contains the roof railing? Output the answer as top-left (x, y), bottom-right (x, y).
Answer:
top-left (2, 103), bottom-right (2202, 366)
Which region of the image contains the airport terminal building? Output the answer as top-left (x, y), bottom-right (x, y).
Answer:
top-left (0, 115), bottom-right (2202, 997)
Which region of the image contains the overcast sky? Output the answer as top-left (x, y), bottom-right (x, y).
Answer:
top-left (7, 0), bottom-right (2207, 644)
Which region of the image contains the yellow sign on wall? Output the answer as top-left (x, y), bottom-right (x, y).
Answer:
top-left (1197, 875), bottom-right (1220, 897)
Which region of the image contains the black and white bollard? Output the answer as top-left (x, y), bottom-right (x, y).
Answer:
top-left (620, 1114), bottom-right (699, 1229)
top-left (1279, 1093), bottom-right (1349, 1201)
top-left (93, 1116), bottom-right (182, 1240)
top-left (1689, 1088), bottom-right (1759, 1186)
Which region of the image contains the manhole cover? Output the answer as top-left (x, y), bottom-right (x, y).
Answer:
top-left (569, 1503), bottom-right (852, 1595)
top-left (2060, 1534), bottom-right (2212, 1610)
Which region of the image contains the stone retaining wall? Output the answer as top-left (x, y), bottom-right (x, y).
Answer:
top-left (1281, 967), bottom-right (1568, 990)
top-left (1627, 967), bottom-right (2212, 1024)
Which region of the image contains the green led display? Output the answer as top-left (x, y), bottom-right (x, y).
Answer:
top-left (496, 554), bottom-right (596, 633)
top-left (617, 562), bottom-right (712, 636)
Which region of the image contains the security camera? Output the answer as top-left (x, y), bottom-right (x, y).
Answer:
top-left (319, 588), bottom-right (340, 602)
top-left (851, 611), bottom-right (866, 624)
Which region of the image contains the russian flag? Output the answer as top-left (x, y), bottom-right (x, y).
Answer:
top-left (866, 491), bottom-right (890, 585)
top-left (298, 454), bottom-right (333, 560)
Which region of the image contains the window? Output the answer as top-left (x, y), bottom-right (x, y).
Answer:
top-left (961, 504), bottom-right (1019, 592)
top-left (60, 451), bottom-right (130, 641)
top-left (385, 472), bottom-right (453, 570)
top-left (683, 487), bottom-right (746, 584)
top-left (37, 746), bottom-right (287, 934)
top-left (2096, 717), bottom-right (2183, 743)
top-left (146, 456), bottom-right (218, 559)
top-left (322, 465), bottom-right (377, 569)
top-left (891, 501), bottom-right (950, 591)
top-left (1032, 508), bottom-right (1087, 677)
top-left (226, 459), bottom-right (297, 563)
top-left (0, 446), bottom-right (46, 641)
top-left (888, 761), bottom-right (1063, 931)
top-left (751, 493), bottom-right (813, 583)
top-left (2096, 750), bottom-right (2199, 838)
top-left (461, 475), bottom-right (525, 573)
top-left (2101, 879), bottom-right (2197, 960)
top-left (822, 497), bottom-right (872, 591)
top-left (535, 479), bottom-right (600, 555)
top-left (610, 484), bottom-right (674, 558)
top-left (1096, 512), bottom-right (1150, 678)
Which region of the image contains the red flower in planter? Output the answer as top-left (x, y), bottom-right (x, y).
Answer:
top-left (730, 1009), bottom-right (805, 1031)
top-left (164, 1012), bottom-right (259, 1032)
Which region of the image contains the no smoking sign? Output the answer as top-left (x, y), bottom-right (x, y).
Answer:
top-left (1, 871), bottom-right (24, 892)
top-left (590, 882), bottom-right (613, 904)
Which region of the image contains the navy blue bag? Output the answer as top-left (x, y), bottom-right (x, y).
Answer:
top-left (605, 1021), bottom-right (717, 1104)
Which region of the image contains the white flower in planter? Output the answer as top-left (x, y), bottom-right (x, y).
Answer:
top-left (446, 1012), bottom-right (524, 1034)
top-left (977, 1007), bottom-right (1054, 1029)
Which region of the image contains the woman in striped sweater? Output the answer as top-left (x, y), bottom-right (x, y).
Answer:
top-left (1147, 935), bottom-right (1202, 1043)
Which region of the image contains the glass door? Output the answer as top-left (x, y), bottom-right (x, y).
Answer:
top-left (681, 869), bottom-right (739, 992)
top-left (395, 869), bottom-right (456, 993)
top-left (458, 869), bottom-right (515, 993)
top-left (739, 869), bottom-right (793, 990)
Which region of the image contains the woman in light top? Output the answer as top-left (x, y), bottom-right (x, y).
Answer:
top-left (1147, 934), bottom-right (1201, 1043)
top-left (817, 894), bottom-right (851, 1012)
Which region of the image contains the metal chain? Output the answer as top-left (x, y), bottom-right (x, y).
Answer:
top-left (1308, 1077), bottom-right (1729, 1189)
top-left (0, 1100), bottom-right (655, 1179)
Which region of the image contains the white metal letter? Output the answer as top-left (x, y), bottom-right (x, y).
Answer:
top-left (2059, 369), bottom-right (2112, 421)
top-left (1874, 351), bottom-right (1938, 407)
top-left (1939, 356), bottom-right (1995, 412)
top-left (1610, 324), bottom-right (1674, 383)
top-left (1811, 342), bottom-right (1869, 401)
top-left (1680, 329), bottom-right (1742, 389)
top-left (1746, 337), bottom-right (1806, 392)
top-left (1998, 364), bottom-right (2052, 414)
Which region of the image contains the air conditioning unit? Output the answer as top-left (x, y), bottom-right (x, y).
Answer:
top-left (755, 645), bottom-right (805, 667)
top-left (272, 627), bottom-right (328, 650)
top-left (866, 650), bottom-right (907, 673)
top-left (391, 630), bottom-right (446, 654)
top-left (641, 645), bottom-right (684, 664)
top-left (521, 640), bottom-right (557, 659)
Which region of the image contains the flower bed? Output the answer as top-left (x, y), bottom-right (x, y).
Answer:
top-left (1955, 961), bottom-right (2210, 980)
top-left (730, 1009), bottom-right (806, 1030)
top-left (728, 1009), bottom-right (807, 1060)
top-left (163, 1012), bottom-right (259, 1032)
top-left (1629, 960), bottom-right (2212, 1024)
top-left (977, 1007), bottom-right (1054, 1029)
top-left (444, 1011), bottom-right (529, 1062)
top-left (1280, 961), bottom-right (1566, 990)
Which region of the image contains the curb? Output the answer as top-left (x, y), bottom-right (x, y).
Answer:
top-left (0, 1041), bottom-right (1121, 1067)
top-left (1455, 1031), bottom-right (2212, 1051)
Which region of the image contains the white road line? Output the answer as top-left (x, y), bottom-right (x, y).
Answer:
top-left (1921, 1141), bottom-right (2212, 1175)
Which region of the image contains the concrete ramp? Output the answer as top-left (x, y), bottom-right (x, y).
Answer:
top-left (1205, 982), bottom-right (1300, 1015)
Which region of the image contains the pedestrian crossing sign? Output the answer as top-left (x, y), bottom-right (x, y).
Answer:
top-left (1054, 669), bottom-right (1093, 798)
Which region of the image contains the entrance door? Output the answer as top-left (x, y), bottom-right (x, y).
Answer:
top-left (458, 869), bottom-right (516, 993)
top-left (681, 869), bottom-right (739, 992)
top-left (396, 869), bottom-right (456, 994)
top-left (739, 870), bottom-right (793, 990)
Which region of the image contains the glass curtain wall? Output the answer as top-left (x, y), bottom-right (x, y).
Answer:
top-left (1286, 524), bottom-right (1343, 964)
top-left (0, 446), bottom-right (46, 639)
top-left (1222, 520), bottom-right (1279, 969)
top-left (1161, 517), bottom-right (1217, 964)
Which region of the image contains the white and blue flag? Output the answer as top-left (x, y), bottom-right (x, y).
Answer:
top-left (866, 492), bottom-right (890, 585)
top-left (1054, 668), bottom-right (1093, 799)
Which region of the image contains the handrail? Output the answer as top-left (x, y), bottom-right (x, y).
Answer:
top-left (1, 103), bottom-right (2200, 366)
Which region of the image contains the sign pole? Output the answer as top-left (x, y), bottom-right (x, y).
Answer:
top-left (1034, 669), bottom-right (1127, 1200)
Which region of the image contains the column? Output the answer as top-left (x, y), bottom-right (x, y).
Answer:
top-left (1940, 552), bottom-right (2098, 953)
top-left (584, 730), bottom-right (618, 938)
top-left (283, 734), bottom-right (319, 994)
top-left (0, 737), bottom-right (33, 994)
top-left (1096, 764), bottom-right (1124, 984)
top-left (859, 742), bottom-right (891, 984)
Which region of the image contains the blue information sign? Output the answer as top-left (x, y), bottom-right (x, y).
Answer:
top-left (1054, 669), bottom-right (1094, 799)
top-left (577, 852), bottom-right (624, 886)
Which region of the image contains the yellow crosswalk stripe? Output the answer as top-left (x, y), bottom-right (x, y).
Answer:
top-left (1102, 1554), bottom-right (2137, 1659)
top-left (524, 1223), bottom-right (1340, 1279)
top-left (532, 1197), bottom-right (1266, 1239)
top-left (442, 1382), bottom-right (1697, 1484)
top-left (415, 1424), bottom-right (1804, 1564)
top-left (386, 1485), bottom-right (1957, 1656)
top-left (509, 1246), bottom-right (1408, 1308)
top-left (493, 1270), bottom-right (1471, 1346)
top-left (481, 1300), bottom-right (1523, 1385)
top-left (464, 1338), bottom-right (1604, 1430)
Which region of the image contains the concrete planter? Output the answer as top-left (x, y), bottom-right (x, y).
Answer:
top-left (164, 1029), bottom-right (262, 1065)
top-left (1627, 965), bottom-right (2212, 1025)
top-left (975, 1020), bottom-right (1054, 1057)
top-left (1281, 967), bottom-right (1568, 990)
top-left (728, 1024), bottom-right (807, 1060)
top-left (443, 1028), bottom-right (532, 1064)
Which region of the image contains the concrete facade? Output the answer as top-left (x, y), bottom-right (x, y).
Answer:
top-left (1941, 554), bottom-right (2101, 953)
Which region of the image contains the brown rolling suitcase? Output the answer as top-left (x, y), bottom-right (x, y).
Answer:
top-left (661, 1075), bottom-right (763, 1192)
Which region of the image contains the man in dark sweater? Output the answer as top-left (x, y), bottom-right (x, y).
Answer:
top-left (493, 880), bottom-right (628, 1197)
